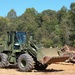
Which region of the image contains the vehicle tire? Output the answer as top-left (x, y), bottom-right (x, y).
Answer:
top-left (0, 53), bottom-right (8, 68)
top-left (35, 62), bottom-right (48, 70)
top-left (17, 54), bottom-right (34, 72)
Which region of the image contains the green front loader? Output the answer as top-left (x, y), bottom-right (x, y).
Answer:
top-left (0, 31), bottom-right (68, 71)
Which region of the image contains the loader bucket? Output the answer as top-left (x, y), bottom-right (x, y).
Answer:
top-left (37, 48), bottom-right (69, 65)
top-left (39, 56), bottom-right (69, 65)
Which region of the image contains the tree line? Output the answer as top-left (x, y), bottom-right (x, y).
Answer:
top-left (0, 2), bottom-right (75, 47)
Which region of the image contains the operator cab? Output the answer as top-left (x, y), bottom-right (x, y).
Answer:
top-left (7, 31), bottom-right (26, 49)
top-left (14, 32), bottom-right (26, 49)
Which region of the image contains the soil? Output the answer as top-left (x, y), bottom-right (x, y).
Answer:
top-left (0, 63), bottom-right (75, 75)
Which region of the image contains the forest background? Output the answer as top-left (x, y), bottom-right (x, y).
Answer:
top-left (0, 2), bottom-right (75, 48)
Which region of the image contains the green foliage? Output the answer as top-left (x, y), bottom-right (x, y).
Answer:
top-left (0, 3), bottom-right (75, 47)
top-left (70, 2), bottom-right (75, 11)
top-left (42, 38), bottom-right (53, 48)
top-left (7, 9), bottom-right (17, 19)
top-left (0, 17), bottom-right (8, 35)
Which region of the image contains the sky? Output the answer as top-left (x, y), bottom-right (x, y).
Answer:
top-left (0, 0), bottom-right (75, 17)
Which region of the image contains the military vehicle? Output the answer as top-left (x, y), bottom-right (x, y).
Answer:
top-left (0, 31), bottom-right (68, 72)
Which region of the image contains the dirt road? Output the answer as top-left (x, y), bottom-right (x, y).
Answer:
top-left (0, 63), bottom-right (75, 75)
